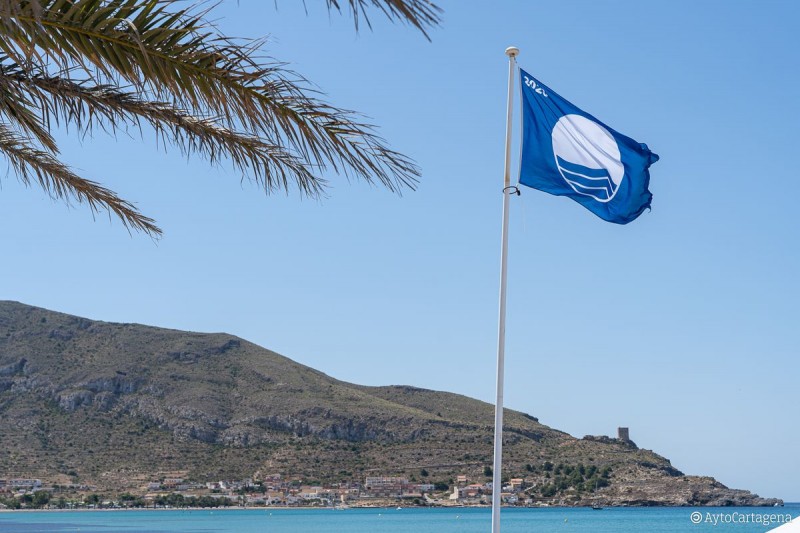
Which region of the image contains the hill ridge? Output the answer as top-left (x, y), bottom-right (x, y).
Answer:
top-left (0, 301), bottom-right (781, 506)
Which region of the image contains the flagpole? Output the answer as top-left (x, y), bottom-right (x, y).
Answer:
top-left (491, 45), bottom-right (518, 533)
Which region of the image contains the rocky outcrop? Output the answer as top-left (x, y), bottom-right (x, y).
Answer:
top-left (0, 357), bottom-right (26, 376)
top-left (583, 434), bottom-right (638, 449)
top-left (592, 476), bottom-right (782, 507)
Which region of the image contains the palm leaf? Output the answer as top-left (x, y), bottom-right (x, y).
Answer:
top-left (325, 0), bottom-right (442, 39)
top-left (0, 0), bottom-right (440, 234)
top-left (0, 121), bottom-right (161, 236)
top-left (1, 60), bottom-right (324, 195)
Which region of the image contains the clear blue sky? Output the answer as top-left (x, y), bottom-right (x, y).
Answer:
top-left (1, 1), bottom-right (798, 501)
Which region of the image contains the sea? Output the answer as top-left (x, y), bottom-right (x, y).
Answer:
top-left (0, 505), bottom-right (797, 533)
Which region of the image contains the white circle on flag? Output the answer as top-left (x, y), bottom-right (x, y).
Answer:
top-left (552, 114), bottom-right (624, 203)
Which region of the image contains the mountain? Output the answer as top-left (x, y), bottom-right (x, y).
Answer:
top-left (0, 301), bottom-right (780, 506)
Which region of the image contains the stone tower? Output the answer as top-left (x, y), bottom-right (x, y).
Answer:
top-left (617, 427), bottom-right (630, 442)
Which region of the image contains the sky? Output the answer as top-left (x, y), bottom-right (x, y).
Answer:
top-left (1, 0), bottom-right (798, 502)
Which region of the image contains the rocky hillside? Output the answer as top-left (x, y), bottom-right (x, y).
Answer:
top-left (0, 301), bottom-right (781, 506)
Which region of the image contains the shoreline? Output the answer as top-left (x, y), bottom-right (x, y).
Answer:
top-left (2, 503), bottom-right (796, 514)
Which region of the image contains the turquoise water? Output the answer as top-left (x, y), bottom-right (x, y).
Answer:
top-left (0, 505), bottom-right (797, 532)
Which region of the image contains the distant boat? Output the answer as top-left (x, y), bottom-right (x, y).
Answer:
top-left (592, 479), bottom-right (603, 509)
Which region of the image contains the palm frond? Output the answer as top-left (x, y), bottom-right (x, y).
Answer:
top-left (0, 0), bottom-right (437, 235)
top-left (0, 121), bottom-right (161, 236)
top-left (0, 69), bottom-right (58, 151)
top-left (1, 61), bottom-right (325, 195)
top-left (325, 0), bottom-right (443, 39)
top-left (1, 0), bottom-right (420, 193)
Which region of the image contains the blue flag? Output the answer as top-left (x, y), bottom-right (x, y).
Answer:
top-left (518, 68), bottom-right (659, 224)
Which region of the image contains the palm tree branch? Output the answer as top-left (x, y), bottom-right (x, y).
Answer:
top-left (0, 121), bottom-right (161, 236)
top-left (0, 70), bottom-right (58, 151)
top-left (1, 62), bottom-right (325, 195)
top-left (1, 1), bottom-right (420, 192)
top-left (325, 0), bottom-right (442, 40)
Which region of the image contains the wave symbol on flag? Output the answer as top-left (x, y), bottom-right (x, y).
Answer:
top-left (556, 157), bottom-right (616, 200)
top-left (552, 114), bottom-right (624, 203)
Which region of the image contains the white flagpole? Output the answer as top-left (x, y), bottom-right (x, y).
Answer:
top-left (491, 45), bottom-right (519, 533)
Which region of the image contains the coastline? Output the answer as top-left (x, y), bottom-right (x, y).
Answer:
top-left (3, 502), bottom-right (794, 513)
top-left (2, 505), bottom-right (796, 533)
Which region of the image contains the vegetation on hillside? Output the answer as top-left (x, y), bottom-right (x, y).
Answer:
top-left (537, 463), bottom-right (612, 498)
top-left (0, 301), bottom-right (780, 507)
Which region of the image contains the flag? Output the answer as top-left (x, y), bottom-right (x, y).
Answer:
top-left (518, 68), bottom-right (659, 224)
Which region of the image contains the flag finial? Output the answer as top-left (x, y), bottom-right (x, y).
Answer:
top-left (505, 46), bottom-right (519, 58)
